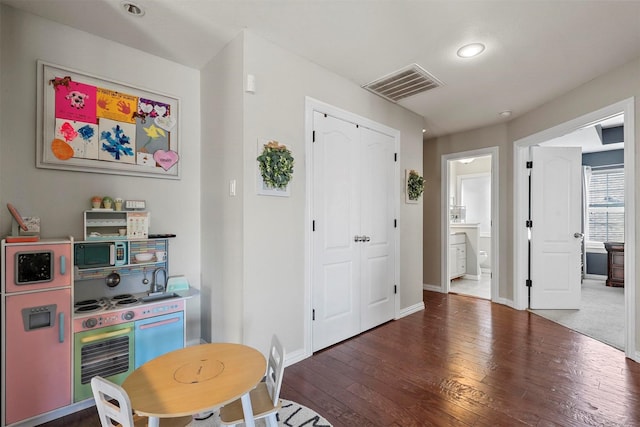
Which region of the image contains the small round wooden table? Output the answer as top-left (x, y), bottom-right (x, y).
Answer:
top-left (122, 343), bottom-right (266, 427)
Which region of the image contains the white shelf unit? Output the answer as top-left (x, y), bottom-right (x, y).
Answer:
top-left (83, 210), bottom-right (149, 241)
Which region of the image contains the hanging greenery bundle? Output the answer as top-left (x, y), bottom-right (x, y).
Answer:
top-left (407, 170), bottom-right (425, 201)
top-left (257, 141), bottom-right (294, 189)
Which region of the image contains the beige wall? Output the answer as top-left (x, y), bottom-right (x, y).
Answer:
top-left (200, 33), bottom-right (245, 344)
top-left (424, 56), bottom-right (640, 355)
top-left (200, 30), bottom-right (425, 357)
top-left (0, 6), bottom-right (203, 343)
top-left (423, 124), bottom-right (510, 299)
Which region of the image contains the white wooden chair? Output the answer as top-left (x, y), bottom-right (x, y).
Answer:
top-left (219, 335), bottom-right (286, 427)
top-left (91, 376), bottom-right (190, 427)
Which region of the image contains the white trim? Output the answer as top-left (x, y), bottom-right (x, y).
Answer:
top-left (423, 283), bottom-right (443, 292)
top-left (441, 147), bottom-right (499, 302)
top-left (283, 348), bottom-right (308, 367)
top-left (584, 274), bottom-right (607, 281)
top-left (398, 301), bottom-right (425, 318)
top-left (304, 97), bottom-right (401, 359)
top-left (585, 244), bottom-right (607, 254)
top-left (513, 97), bottom-right (636, 361)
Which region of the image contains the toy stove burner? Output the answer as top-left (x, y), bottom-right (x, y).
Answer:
top-left (112, 294), bottom-right (140, 307)
top-left (74, 298), bottom-right (107, 314)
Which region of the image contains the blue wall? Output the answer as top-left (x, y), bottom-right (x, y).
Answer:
top-left (583, 148), bottom-right (623, 276)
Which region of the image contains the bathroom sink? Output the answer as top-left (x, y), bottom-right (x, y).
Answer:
top-left (140, 292), bottom-right (181, 303)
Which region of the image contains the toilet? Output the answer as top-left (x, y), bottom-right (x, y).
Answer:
top-left (478, 250), bottom-right (488, 266)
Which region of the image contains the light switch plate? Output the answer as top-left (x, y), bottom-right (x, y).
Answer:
top-left (125, 200), bottom-right (146, 210)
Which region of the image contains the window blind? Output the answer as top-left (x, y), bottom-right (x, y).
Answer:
top-left (588, 168), bottom-right (624, 242)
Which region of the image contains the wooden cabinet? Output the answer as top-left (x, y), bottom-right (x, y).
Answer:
top-left (604, 242), bottom-right (624, 287)
top-left (449, 233), bottom-right (466, 279)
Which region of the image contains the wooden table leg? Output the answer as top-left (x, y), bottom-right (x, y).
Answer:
top-left (240, 393), bottom-right (256, 427)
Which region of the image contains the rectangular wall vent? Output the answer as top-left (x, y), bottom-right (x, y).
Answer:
top-left (362, 64), bottom-right (443, 102)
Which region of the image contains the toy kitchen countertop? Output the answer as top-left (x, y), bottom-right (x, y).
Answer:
top-left (72, 288), bottom-right (198, 330)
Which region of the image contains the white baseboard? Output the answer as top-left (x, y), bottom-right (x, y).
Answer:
top-left (423, 283), bottom-right (442, 292)
top-left (584, 274), bottom-right (607, 281)
top-left (397, 301), bottom-right (425, 318)
top-left (284, 348), bottom-right (308, 367)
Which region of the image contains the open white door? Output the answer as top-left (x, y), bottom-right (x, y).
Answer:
top-left (530, 146), bottom-right (582, 309)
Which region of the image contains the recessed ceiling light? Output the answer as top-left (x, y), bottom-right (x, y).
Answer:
top-left (457, 43), bottom-right (485, 58)
top-left (499, 110), bottom-right (513, 118)
top-left (122, 1), bottom-right (145, 17)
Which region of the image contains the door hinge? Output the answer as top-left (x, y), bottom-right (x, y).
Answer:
top-left (312, 220), bottom-right (316, 232)
top-left (312, 130), bottom-right (315, 143)
top-left (312, 309), bottom-right (315, 320)
top-left (394, 219), bottom-right (397, 228)
top-left (394, 285), bottom-right (397, 294)
top-left (526, 220), bottom-right (533, 228)
top-left (526, 161), bottom-right (533, 169)
top-left (394, 153), bottom-right (398, 162)
top-left (526, 279), bottom-right (532, 288)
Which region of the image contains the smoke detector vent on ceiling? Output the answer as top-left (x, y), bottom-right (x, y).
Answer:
top-left (362, 64), bottom-right (443, 102)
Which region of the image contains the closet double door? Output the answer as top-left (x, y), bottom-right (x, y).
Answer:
top-left (312, 112), bottom-right (396, 352)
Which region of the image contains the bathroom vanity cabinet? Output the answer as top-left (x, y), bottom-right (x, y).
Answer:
top-left (449, 233), bottom-right (466, 279)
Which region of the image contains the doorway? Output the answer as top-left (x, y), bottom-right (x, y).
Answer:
top-left (441, 147), bottom-right (499, 301)
top-left (513, 98), bottom-right (636, 359)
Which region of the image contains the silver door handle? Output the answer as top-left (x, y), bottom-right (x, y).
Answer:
top-left (363, 236), bottom-right (371, 242)
top-left (354, 235), bottom-right (362, 242)
top-left (574, 232), bottom-right (584, 239)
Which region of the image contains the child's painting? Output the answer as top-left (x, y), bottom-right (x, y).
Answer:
top-left (54, 118), bottom-right (99, 159)
top-left (98, 118), bottom-right (136, 164)
top-left (96, 88), bottom-right (137, 124)
top-left (54, 79), bottom-right (97, 124)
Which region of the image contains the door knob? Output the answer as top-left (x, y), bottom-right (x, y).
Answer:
top-left (363, 236), bottom-right (371, 242)
top-left (354, 235), bottom-right (362, 242)
top-left (574, 232), bottom-right (584, 239)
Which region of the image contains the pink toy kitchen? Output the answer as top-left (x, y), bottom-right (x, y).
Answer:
top-left (1, 203), bottom-right (195, 427)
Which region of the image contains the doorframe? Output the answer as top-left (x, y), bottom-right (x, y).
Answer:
top-left (513, 97), bottom-right (636, 360)
top-left (303, 97), bottom-right (401, 358)
top-left (441, 146), bottom-right (499, 301)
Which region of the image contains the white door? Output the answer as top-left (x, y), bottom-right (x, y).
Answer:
top-left (312, 113), bottom-right (396, 351)
top-left (359, 127), bottom-right (395, 332)
top-left (530, 146), bottom-right (582, 309)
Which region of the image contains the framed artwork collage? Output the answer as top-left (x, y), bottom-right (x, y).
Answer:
top-left (37, 61), bottom-right (181, 179)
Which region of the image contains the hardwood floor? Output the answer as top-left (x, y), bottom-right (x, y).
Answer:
top-left (40, 290), bottom-right (640, 426)
top-left (284, 291), bottom-right (640, 426)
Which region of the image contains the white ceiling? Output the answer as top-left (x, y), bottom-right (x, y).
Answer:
top-left (3, 0), bottom-right (640, 137)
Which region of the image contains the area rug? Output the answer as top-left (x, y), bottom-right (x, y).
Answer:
top-left (187, 399), bottom-right (332, 427)
top-left (531, 279), bottom-right (624, 350)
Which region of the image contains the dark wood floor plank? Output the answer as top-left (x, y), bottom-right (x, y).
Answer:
top-left (39, 290), bottom-right (640, 427)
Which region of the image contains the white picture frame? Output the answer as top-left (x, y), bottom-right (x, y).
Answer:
top-left (36, 60), bottom-right (181, 179)
top-left (405, 169), bottom-right (419, 204)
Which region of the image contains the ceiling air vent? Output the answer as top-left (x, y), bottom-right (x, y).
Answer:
top-left (362, 64), bottom-right (443, 102)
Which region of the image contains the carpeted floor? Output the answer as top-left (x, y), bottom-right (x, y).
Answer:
top-left (188, 399), bottom-right (332, 427)
top-left (531, 279), bottom-right (624, 350)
